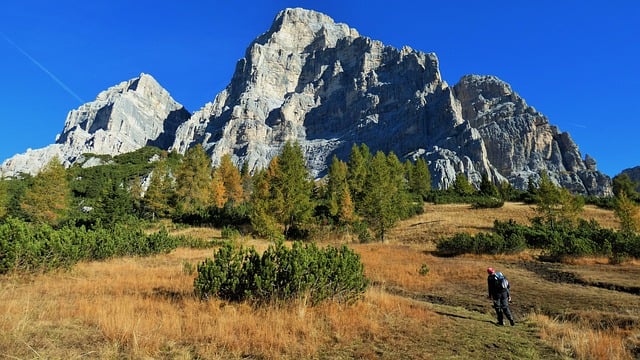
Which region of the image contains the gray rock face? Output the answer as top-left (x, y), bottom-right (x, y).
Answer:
top-left (171, 8), bottom-right (609, 195)
top-left (1, 73), bottom-right (190, 177)
top-left (171, 8), bottom-right (495, 186)
top-left (1, 8), bottom-right (612, 196)
top-left (453, 75), bottom-right (611, 195)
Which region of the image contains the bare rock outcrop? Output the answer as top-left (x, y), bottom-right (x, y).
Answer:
top-left (453, 75), bottom-right (611, 195)
top-left (1, 73), bottom-right (190, 177)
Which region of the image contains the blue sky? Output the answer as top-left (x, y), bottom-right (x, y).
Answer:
top-left (1, 1), bottom-right (638, 177)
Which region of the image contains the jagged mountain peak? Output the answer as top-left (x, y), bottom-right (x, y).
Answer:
top-left (1, 73), bottom-right (190, 178)
top-left (0, 8), bottom-right (613, 196)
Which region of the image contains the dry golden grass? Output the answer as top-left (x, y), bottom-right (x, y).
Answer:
top-left (532, 313), bottom-right (633, 360)
top-left (0, 202), bottom-right (637, 359)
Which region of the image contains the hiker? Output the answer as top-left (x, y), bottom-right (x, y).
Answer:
top-left (487, 267), bottom-right (515, 326)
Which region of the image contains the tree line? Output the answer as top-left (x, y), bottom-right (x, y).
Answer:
top-left (1, 142), bottom-right (638, 245)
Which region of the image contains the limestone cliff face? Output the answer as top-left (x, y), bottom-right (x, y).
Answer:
top-left (171, 8), bottom-right (495, 188)
top-left (1, 73), bottom-right (190, 177)
top-left (453, 75), bottom-right (611, 195)
top-left (0, 8), bottom-right (613, 195)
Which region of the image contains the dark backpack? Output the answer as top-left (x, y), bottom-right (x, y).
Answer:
top-left (494, 272), bottom-right (509, 290)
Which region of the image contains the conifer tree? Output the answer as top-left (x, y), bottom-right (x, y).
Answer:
top-left (614, 190), bottom-right (639, 234)
top-left (210, 172), bottom-right (227, 209)
top-left (250, 142), bottom-right (314, 238)
top-left (452, 172), bottom-right (475, 196)
top-left (534, 171), bottom-right (583, 228)
top-left (0, 180), bottom-right (8, 220)
top-left (612, 173), bottom-right (639, 201)
top-left (361, 151), bottom-right (399, 241)
top-left (347, 143), bottom-right (371, 207)
top-left (20, 156), bottom-right (70, 225)
top-left (276, 142), bottom-right (314, 237)
top-left (216, 154), bottom-right (244, 204)
top-left (144, 159), bottom-right (174, 218)
top-left (327, 156), bottom-right (354, 223)
top-left (479, 173), bottom-right (499, 197)
top-left (174, 144), bottom-right (212, 214)
top-left (250, 160), bottom-right (283, 238)
top-left (408, 158), bottom-right (431, 200)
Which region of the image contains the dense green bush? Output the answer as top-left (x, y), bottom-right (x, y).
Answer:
top-left (0, 218), bottom-right (180, 274)
top-left (438, 218), bottom-right (640, 261)
top-left (194, 241), bottom-right (369, 305)
top-left (435, 230), bottom-right (525, 256)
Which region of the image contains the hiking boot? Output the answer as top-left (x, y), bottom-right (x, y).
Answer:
top-left (509, 319), bottom-right (515, 326)
top-left (498, 322), bottom-right (504, 326)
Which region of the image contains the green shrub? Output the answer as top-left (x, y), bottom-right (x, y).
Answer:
top-left (194, 241), bottom-right (369, 305)
top-left (0, 218), bottom-right (181, 274)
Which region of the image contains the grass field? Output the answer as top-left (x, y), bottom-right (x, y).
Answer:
top-left (0, 202), bottom-right (638, 359)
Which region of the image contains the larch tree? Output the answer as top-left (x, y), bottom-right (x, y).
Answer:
top-left (274, 141), bottom-right (314, 237)
top-left (614, 190), bottom-right (639, 234)
top-left (144, 159), bottom-right (174, 219)
top-left (347, 143), bottom-right (371, 207)
top-left (20, 156), bottom-right (70, 225)
top-left (250, 159), bottom-right (284, 238)
top-left (360, 151), bottom-right (399, 241)
top-left (326, 155), bottom-right (354, 223)
top-left (215, 154), bottom-right (244, 205)
top-left (408, 157), bottom-right (431, 200)
top-left (174, 144), bottom-right (212, 214)
top-left (534, 171), bottom-right (583, 228)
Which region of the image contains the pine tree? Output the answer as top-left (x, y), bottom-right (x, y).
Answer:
top-left (479, 173), bottom-right (499, 197)
top-left (20, 156), bottom-right (70, 225)
top-left (174, 144), bottom-right (212, 214)
top-left (452, 172), bottom-right (475, 196)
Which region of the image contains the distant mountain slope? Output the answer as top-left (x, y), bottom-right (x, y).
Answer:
top-left (0, 8), bottom-right (612, 196)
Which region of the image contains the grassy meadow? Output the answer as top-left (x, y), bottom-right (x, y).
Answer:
top-left (0, 202), bottom-right (638, 359)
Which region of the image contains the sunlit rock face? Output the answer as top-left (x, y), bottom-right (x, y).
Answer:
top-left (1, 73), bottom-right (190, 177)
top-left (1, 8), bottom-right (612, 195)
top-left (171, 8), bottom-right (609, 194)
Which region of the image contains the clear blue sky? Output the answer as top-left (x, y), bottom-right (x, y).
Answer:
top-left (1, 1), bottom-right (638, 177)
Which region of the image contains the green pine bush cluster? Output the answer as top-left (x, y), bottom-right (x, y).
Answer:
top-left (436, 218), bottom-right (640, 260)
top-left (194, 241), bottom-right (369, 305)
top-left (0, 218), bottom-right (180, 273)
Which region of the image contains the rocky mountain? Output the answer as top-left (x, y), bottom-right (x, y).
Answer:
top-left (0, 8), bottom-right (612, 196)
top-left (1, 74), bottom-right (190, 177)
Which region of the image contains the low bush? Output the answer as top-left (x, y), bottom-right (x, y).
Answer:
top-left (0, 218), bottom-right (181, 274)
top-left (194, 241), bottom-right (369, 305)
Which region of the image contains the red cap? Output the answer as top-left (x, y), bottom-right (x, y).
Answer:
top-left (487, 267), bottom-right (495, 274)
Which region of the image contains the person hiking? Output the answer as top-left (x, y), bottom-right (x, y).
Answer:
top-left (487, 267), bottom-right (515, 326)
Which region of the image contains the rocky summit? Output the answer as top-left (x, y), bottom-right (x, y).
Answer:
top-left (0, 8), bottom-right (612, 196)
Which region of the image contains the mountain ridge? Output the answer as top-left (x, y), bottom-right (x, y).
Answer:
top-left (0, 8), bottom-right (613, 196)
